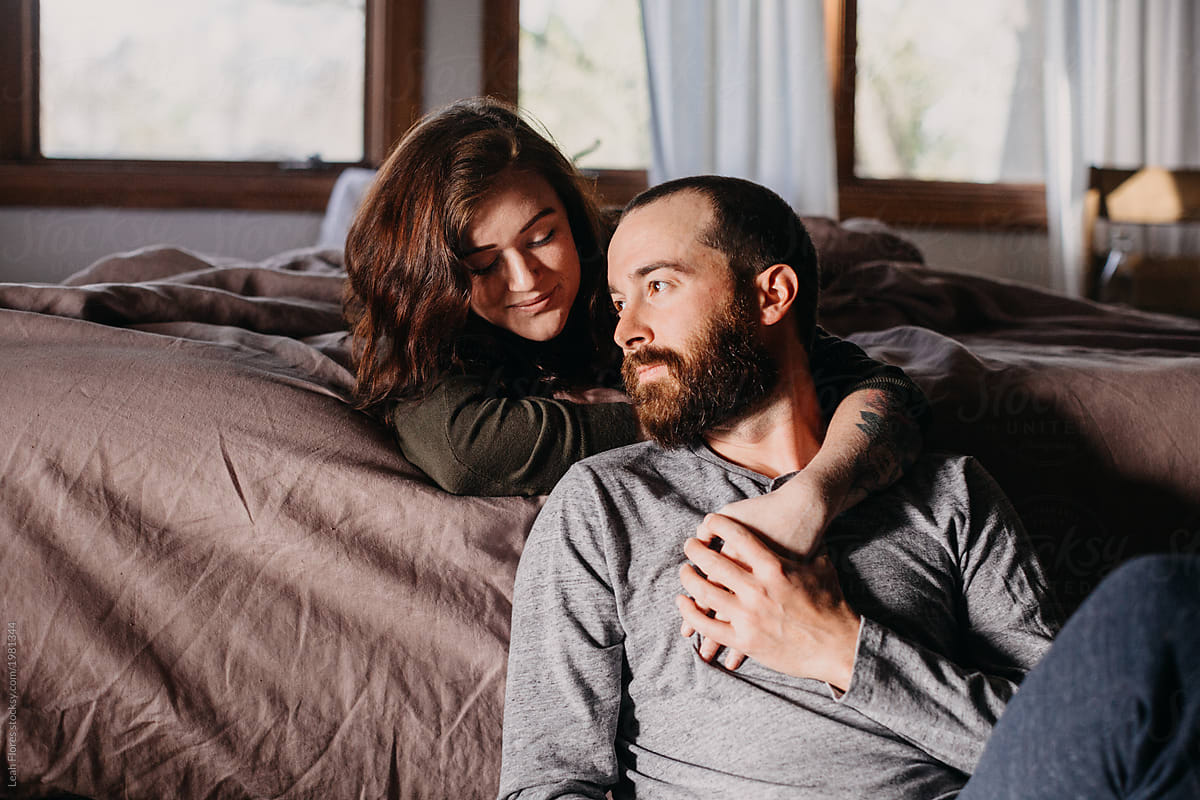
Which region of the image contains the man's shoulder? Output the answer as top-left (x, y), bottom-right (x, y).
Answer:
top-left (541, 440), bottom-right (704, 517)
top-left (582, 438), bottom-right (664, 465)
top-left (530, 443), bottom-right (685, 547)
top-left (896, 452), bottom-right (995, 494)
top-left (907, 452), bottom-right (1006, 501)
top-left (558, 440), bottom-right (676, 487)
top-left (846, 452), bottom-right (1017, 546)
top-left (844, 453), bottom-right (1006, 529)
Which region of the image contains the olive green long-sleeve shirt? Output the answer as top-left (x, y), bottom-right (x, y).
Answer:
top-left (389, 328), bottom-right (927, 496)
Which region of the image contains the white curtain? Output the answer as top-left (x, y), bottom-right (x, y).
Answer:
top-left (1044, 0), bottom-right (1200, 296)
top-left (640, 0), bottom-right (837, 216)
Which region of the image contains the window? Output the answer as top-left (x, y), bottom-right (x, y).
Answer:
top-left (40, 0), bottom-right (366, 163)
top-left (517, 0), bottom-right (650, 171)
top-left (828, 0), bottom-right (1047, 227)
top-left (0, 0), bottom-right (423, 210)
top-left (483, 0), bottom-right (649, 206)
top-left (490, 0), bottom-right (1044, 225)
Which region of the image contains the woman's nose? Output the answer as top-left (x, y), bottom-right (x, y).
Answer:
top-left (505, 252), bottom-right (539, 292)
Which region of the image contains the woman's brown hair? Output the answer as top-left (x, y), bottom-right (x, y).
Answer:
top-left (344, 97), bottom-right (616, 410)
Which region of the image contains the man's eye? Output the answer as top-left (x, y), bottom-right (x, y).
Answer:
top-left (648, 280), bottom-right (668, 294)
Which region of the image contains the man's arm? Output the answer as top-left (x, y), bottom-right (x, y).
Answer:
top-left (836, 460), bottom-right (1061, 773)
top-left (498, 468), bottom-right (624, 800)
top-left (677, 515), bottom-right (862, 690)
top-left (678, 461), bottom-right (1060, 774)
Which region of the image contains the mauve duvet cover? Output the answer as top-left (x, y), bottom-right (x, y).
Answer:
top-left (1, 248), bottom-right (538, 799)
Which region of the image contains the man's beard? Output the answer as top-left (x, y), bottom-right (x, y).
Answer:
top-left (622, 286), bottom-right (779, 448)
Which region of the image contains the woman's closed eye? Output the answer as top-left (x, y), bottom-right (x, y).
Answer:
top-left (467, 230), bottom-right (554, 276)
top-left (467, 255), bottom-right (500, 276)
top-left (529, 228), bottom-right (555, 247)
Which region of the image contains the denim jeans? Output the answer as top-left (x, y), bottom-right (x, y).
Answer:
top-left (959, 555), bottom-right (1200, 800)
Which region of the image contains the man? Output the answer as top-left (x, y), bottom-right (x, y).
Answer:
top-left (497, 176), bottom-right (1196, 799)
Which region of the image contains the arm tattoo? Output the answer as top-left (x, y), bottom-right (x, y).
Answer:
top-left (850, 390), bottom-right (922, 496)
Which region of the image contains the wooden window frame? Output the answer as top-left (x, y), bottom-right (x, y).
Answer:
top-left (0, 0), bottom-right (423, 211)
top-left (476, 0), bottom-right (1044, 227)
top-left (826, 0), bottom-right (1046, 229)
top-left (483, 0), bottom-right (648, 208)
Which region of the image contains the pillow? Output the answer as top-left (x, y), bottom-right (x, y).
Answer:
top-left (317, 167), bottom-right (379, 251)
top-left (800, 215), bottom-right (924, 289)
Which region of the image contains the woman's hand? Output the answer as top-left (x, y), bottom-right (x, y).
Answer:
top-left (677, 513), bottom-right (861, 690)
top-left (682, 471), bottom-right (844, 667)
top-left (712, 469), bottom-right (843, 556)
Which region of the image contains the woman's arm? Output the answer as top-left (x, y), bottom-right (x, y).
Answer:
top-left (777, 385), bottom-right (923, 535)
top-left (696, 388), bottom-right (921, 566)
top-left (389, 372), bottom-right (639, 496)
top-left (716, 329), bottom-right (927, 554)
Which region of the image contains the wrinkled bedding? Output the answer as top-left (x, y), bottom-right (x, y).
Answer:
top-left (1, 248), bottom-right (540, 799)
top-left (822, 263), bottom-right (1200, 609)
top-left (2, 244), bottom-right (1199, 799)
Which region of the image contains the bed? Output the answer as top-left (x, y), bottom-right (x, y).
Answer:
top-left (2, 214), bottom-right (1199, 799)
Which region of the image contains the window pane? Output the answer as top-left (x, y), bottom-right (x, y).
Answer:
top-left (855, 0), bottom-right (1044, 183)
top-left (40, 0), bottom-right (365, 162)
top-left (518, 0), bottom-right (650, 170)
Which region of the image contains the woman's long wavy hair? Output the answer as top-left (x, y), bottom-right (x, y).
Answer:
top-left (344, 97), bottom-right (616, 410)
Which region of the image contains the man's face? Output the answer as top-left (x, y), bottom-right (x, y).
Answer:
top-left (607, 192), bottom-right (778, 447)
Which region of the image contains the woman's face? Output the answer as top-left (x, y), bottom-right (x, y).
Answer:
top-left (461, 169), bottom-right (581, 342)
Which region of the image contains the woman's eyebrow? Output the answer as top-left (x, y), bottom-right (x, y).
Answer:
top-left (519, 207), bottom-right (555, 233)
top-left (462, 207), bottom-right (555, 256)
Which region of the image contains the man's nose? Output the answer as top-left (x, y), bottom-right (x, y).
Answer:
top-left (614, 305), bottom-right (652, 351)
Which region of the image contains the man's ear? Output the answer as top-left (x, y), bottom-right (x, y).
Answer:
top-left (754, 263), bottom-right (799, 327)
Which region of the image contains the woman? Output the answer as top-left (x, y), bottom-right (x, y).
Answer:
top-left (344, 97), bottom-right (927, 558)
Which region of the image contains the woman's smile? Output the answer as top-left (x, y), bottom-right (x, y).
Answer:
top-left (508, 284), bottom-right (560, 312)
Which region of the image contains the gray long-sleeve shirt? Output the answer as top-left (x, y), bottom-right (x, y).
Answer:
top-left (499, 445), bottom-right (1060, 800)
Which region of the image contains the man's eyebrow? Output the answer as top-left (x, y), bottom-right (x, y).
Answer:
top-left (608, 261), bottom-right (693, 293)
top-left (461, 207), bottom-right (555, 256)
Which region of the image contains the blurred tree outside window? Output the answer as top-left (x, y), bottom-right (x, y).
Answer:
top-left (517, 0), bottom-right (650, 171)
top-left (855, 0), bottom-right (1045, 184)
top-left (40, 0), bottom-right (366, 163)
